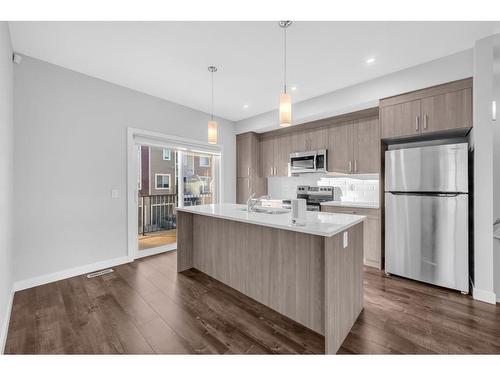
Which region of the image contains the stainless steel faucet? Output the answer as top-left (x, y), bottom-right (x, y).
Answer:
top-left (247, 193), bottom-right (270, 212)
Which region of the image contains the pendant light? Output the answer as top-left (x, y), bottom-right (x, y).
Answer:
top-left (279, 20), bottom-right (292, 127)
top-left (207, 65), bottom-right (218, 144)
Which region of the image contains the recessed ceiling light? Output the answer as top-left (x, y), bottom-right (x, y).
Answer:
top-left (291, 86), bottom-right (297, 91)
top-left (243, 104), bottom-right (249, 109)
top-left (366, 57), bottom-right (376, 64)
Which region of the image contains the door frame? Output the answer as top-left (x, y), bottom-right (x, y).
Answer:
top-left (127, 127), bottom-right (223, 260)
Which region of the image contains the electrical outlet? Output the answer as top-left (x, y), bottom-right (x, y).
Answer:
top-left (343, 231), bottom-right (348, 249)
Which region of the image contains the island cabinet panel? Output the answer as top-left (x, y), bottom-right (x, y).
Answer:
top-left (177, 209), bottom-right (365, 354)
top-left (324, 223), bottom-right (364, 354)
top-left (189, 214), bottom-right (325, 334)
top-left (176, 212), bottom-right (193, 272)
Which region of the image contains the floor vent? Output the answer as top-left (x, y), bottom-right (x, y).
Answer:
top-left (86, 268), bottom-right (114, 278)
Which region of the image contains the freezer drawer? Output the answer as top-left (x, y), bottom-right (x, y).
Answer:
top-left (385, 143), bottom-right (468, 193)
top-left (385, 192), bottom-right (468, 292)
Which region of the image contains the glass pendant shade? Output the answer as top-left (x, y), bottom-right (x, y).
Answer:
top-left (279, 93), bottom-right (292, 127)
top-left (208, 120), bottom-right (218, 144)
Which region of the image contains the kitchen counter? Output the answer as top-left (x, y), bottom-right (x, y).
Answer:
top-left (320, 200), bottom-right (380, 209)
top-left (176, 203), bottom-right (365, 237)
top-left (177, 203), bottom-right (365, 354)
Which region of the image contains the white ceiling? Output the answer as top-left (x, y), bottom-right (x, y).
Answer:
top-left (9, 21), bottom-right (500, 122)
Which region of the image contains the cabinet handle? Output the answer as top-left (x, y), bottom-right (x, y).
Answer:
top-left (270, 166), bottom-right (273, 176)
top-left (424, 114), bottom-right (428, 130)
top-left (415, 115), bottom-right (419, 131)
top-left (348, 161), bottom-right (352, 173)
top-left (247, 179), bottom-right (250, 189)
top-left (275, 166), bottom-right (278, 175)
top-left (247, 167), bottom-right (250, 176)
top-left (354, 160), bottom-right (357, 173)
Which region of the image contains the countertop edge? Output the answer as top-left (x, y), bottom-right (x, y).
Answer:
top-left (176, 207), bottom-right (366, 238)
top-left (320, 201), bottom-right (380, 209)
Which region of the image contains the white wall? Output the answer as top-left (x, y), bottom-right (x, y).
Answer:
top-left (492, 35), bottom-right (500, 301)
top-left (472, 36), bottom-right (497, 304)
top-left (236, 49), bottom-right (473, 134)
top-left (13, 56), bottom-right (236, 283)
top-left (0, 22), bottom-right (14, 350)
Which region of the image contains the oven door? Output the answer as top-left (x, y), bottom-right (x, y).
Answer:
top-left (290, 151), bottom-right (317, 173)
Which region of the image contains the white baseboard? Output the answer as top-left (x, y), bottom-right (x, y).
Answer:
top-left (473, 287), bottom-right (497, 305)
top-left (1, 286), bottom-right (14, 354)
top-left (13, 256), bottom-right (133, 292)
top-left (134, 243), bottom-right (176, 259)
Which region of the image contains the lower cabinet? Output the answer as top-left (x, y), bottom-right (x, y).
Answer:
top-left (321, 205), bottom-right (382, 269)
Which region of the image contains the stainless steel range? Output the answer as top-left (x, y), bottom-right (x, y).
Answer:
top-left (296, 185), bottom-right (336, 211)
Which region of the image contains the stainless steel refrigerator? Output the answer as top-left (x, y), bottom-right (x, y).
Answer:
top-left (385, 143), bottom-right (469, 293)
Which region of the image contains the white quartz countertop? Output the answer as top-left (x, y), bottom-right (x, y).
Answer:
top-left (320, 201), bottom-right (380, 209)
top-left (176, 203), bottom-right (365, 237)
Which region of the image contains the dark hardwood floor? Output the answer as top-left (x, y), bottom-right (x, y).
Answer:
top-left (5, 250), bottom-right (500, 354)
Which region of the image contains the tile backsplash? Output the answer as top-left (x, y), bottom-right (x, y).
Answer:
top-left (267, 173), bottom-right (379, 206)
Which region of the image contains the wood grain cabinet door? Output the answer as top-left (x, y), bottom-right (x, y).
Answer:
top-left (290, 130), bottom-right (308, 153)
top-left (236, 135), bottom-right (251, 178)
top-left (380, 100), bottom-right (421, 139)
top-left (327, 121), bottom-right (354, 173)
top-left (236, 177), bottom-right (251, 204)
top-left (274, 134), bottom-right (291, 176)
top-left (260, 137), bottom-right (275, 178)
top-left (420, 88), bottom-right (472, 133)
top-left (362, 216), bottom-right (381, 269)
top-left (321, 205), bottom-right (381, 269)
top-left (353, 117), bottom-right (380, 173)
top-left (307, 127), bottom-right (328, 151)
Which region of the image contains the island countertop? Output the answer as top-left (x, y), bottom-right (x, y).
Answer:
top-left (176, 203), bottom-right (365, 237)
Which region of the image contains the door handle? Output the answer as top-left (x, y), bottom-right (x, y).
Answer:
top-left (415, 115), bottom-right (419, 131)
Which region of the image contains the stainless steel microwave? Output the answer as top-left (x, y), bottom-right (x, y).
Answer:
top-left (289, 149), bottom-right (327, 174)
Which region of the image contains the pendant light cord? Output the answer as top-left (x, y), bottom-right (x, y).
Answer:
top-left (211, 70), bottom-right (214, 121)
top-left (283, 26), bottom-right (287, 94)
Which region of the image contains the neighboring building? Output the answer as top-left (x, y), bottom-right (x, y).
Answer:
top-left (138, 146), bottom-right (177, 197)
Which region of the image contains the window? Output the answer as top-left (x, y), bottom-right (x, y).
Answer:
top-left (155, 173), bottom-right (171, 190)
top-left (199, 156), bottom-right (210, 167)
top-left (162, 149), bottom-right (171, 160)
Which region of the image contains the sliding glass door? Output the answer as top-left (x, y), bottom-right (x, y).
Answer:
top-left (136, 144), bottom-right (220, 253)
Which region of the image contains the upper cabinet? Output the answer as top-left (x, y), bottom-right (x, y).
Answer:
top-left (328, 121), bottom-right (354, 174)
top-left (328, 117), bottom-right (380, 174)
top-left (420, 88), bottom-right (472, 133)
top-left (237, 132), bottom-right (259, 178)
top-left (380, 78), bottom-right (472, 139)
top-left (353, 117), bottom-right (380, 174)
top-left (380, 100), bottom-right (421, 139)
top-left (236, 133), bottom-right (264, 203)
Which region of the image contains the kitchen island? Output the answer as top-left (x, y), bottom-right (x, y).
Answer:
top-left (176, 203), bottom-right (365, 354)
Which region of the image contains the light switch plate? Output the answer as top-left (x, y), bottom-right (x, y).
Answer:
top-left (343, 231), bottom-right (348, 248)
top-left (111, 189), bottom-right (119, 199)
